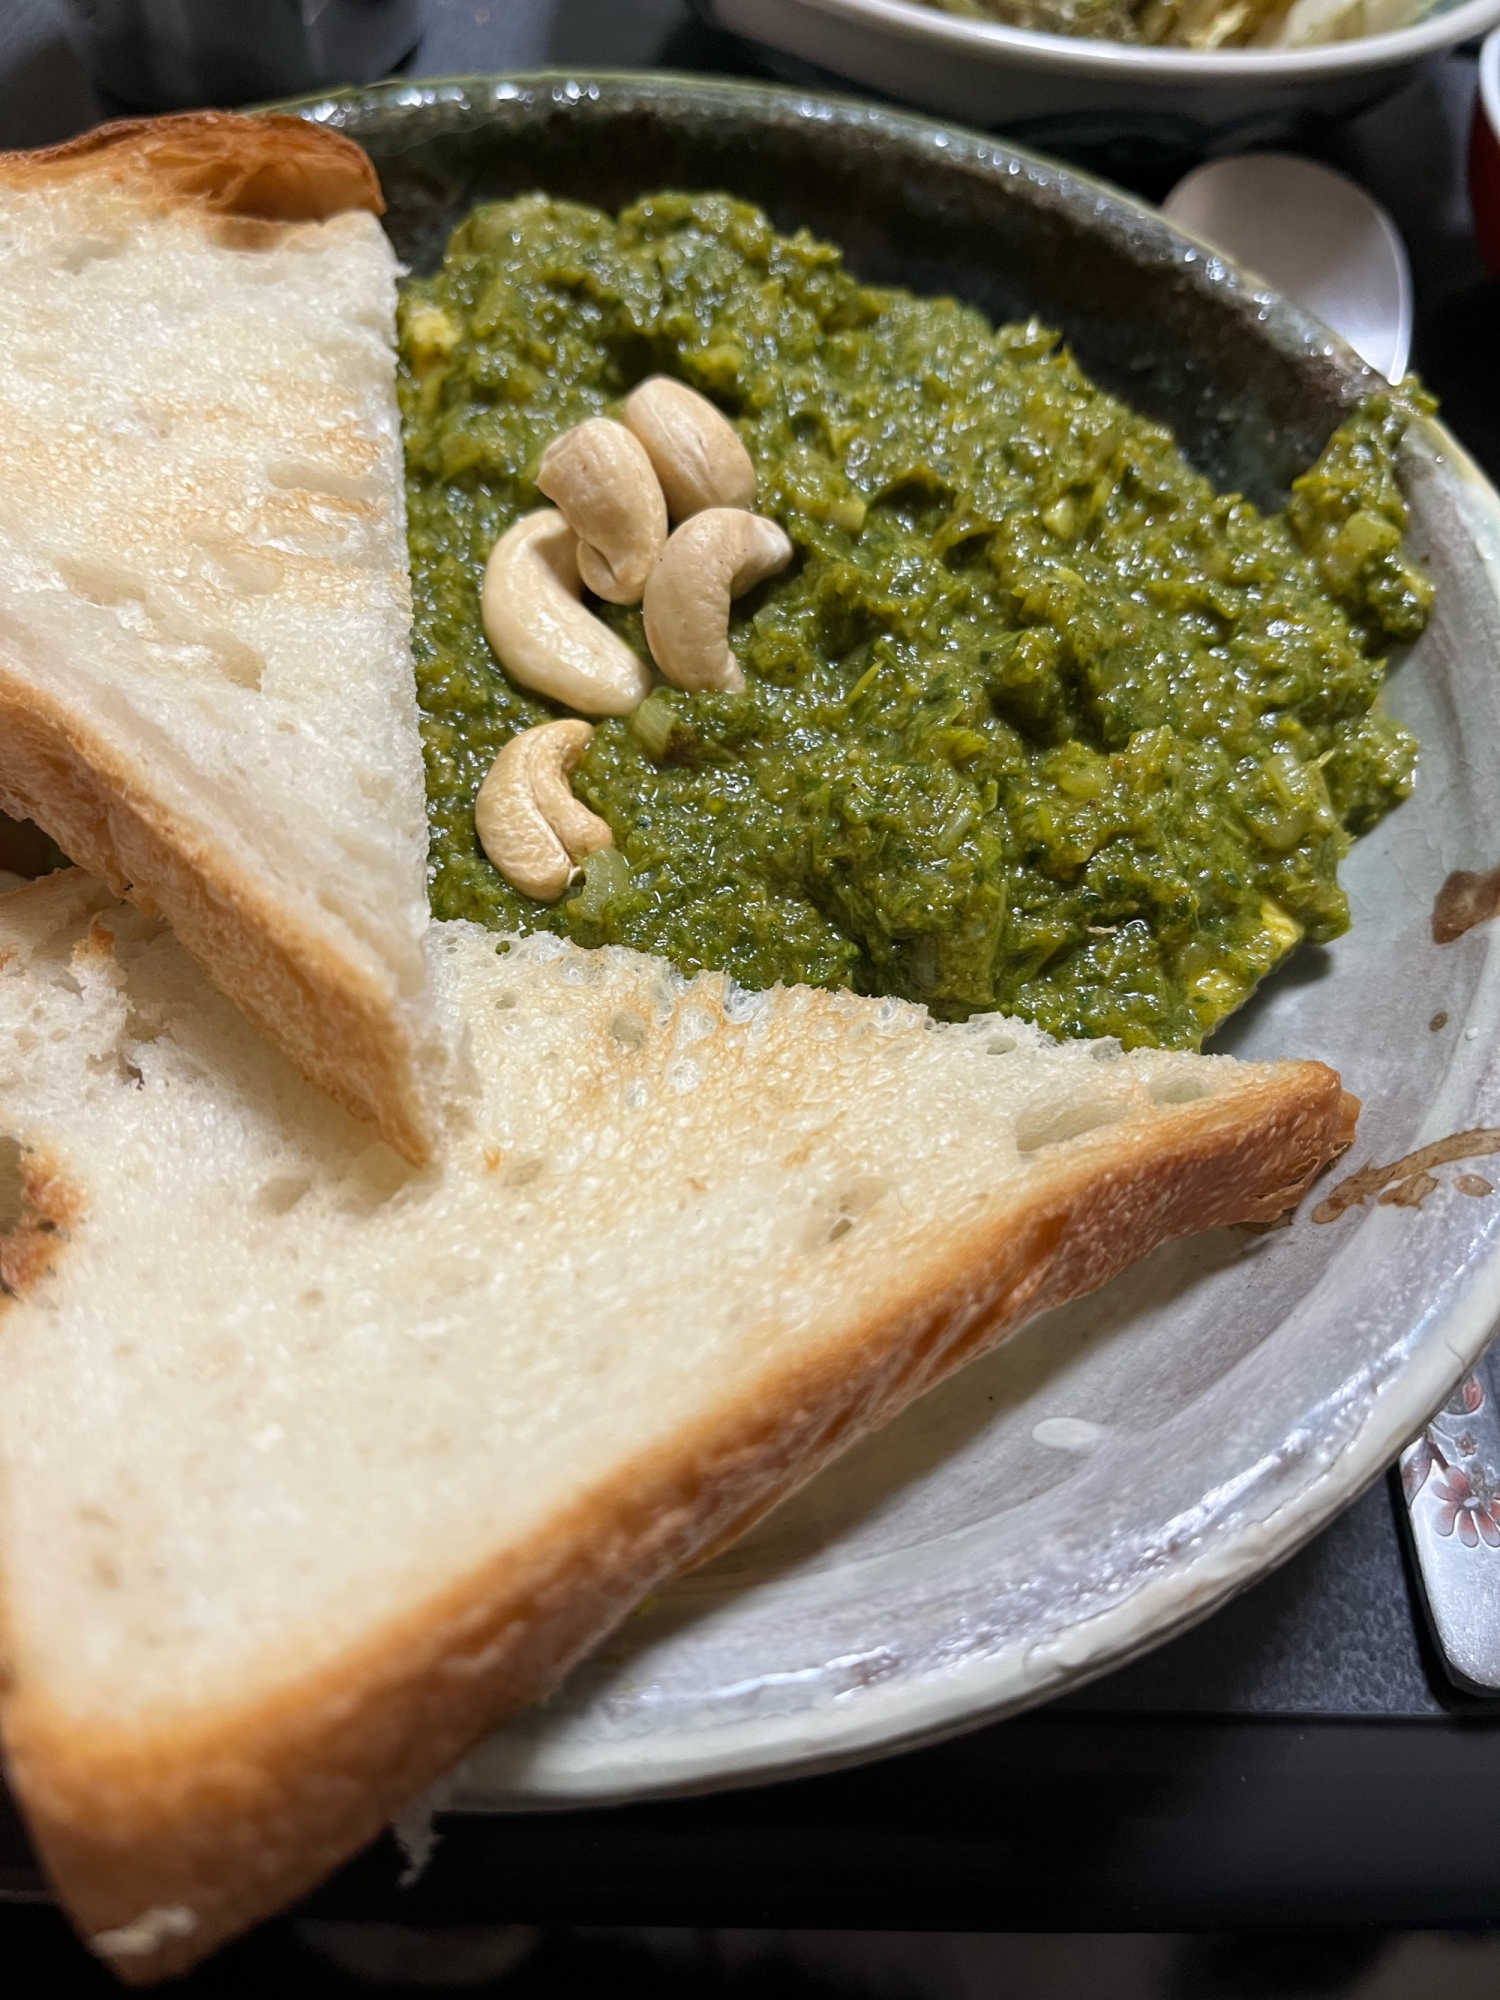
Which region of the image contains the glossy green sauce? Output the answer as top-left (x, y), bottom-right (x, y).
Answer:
top-left (398, 191), bottom-right (1432, 1049)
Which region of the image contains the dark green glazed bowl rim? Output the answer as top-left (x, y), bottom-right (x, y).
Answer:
top-left (268, 68), bottom-right (1377, 500)
top-left (274, 67), bottom-right (1369, 377)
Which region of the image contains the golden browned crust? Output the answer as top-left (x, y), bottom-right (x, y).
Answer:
top-left (0, 1141), bottom-right (80, 1310)
top-left (0, 671), bottom-right (434, 1166)
top-left (0, 111), bottom-right (383, 220)
top-left (1, 1059), bottom-right (1351, 1981)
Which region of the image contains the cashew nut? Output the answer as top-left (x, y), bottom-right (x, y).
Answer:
top-left (536, 418), bottom-right (667, 605)
top-left (475, 719), bottom-right (614, 901)
top-left (481, 510), bottom-right (653, 716)
top-left (622, 377), bottom-right (757, 521)
top-left (642, 509), bottom-right (793, 694)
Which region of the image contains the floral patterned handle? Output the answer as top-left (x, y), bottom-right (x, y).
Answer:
top-left (1400, 1370), bottom-right (1500, 1693)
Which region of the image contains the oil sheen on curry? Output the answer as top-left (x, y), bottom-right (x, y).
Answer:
top-left (398, 191), bottom-right (1432, 1050)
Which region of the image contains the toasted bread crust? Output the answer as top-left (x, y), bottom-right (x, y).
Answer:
top-left (3, 1059), bottom-right (1350, 1981)
top-left (0, 672), bottom-right (435, 1166)
top-left (0, 112), bottom-right (383, 220)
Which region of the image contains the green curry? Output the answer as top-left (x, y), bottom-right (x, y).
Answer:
top-left (398, 191), bottom-right (1432, 1049)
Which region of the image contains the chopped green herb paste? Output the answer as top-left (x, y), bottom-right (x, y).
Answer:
top-left (398, 191), bottom-right (1433, 1049)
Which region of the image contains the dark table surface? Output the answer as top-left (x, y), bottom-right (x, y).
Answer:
top-left (4, 0), bottom-right (1500, 1955)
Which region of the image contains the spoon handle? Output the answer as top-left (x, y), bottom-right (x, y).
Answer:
top-left (1399, 1356), bottom-right (1500, 1695)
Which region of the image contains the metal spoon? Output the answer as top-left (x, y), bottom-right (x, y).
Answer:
top-left (1162, 153), bottom-right (1413, 383)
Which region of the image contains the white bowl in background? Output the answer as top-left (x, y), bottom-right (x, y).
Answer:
top-left (700, 0), bottom-right (1500, 144)
top-left (1473, 27), bottom-right (1500, 270)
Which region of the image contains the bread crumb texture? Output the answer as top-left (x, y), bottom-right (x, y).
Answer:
top-left (0, 873), bottom-right (1348, 1979)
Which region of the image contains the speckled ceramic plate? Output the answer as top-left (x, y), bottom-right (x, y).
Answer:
top-left (283, 74), bottom-right (1500, 1805)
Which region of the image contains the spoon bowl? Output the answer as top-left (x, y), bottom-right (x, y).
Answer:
top-left (1162, 152), bottom-right (1413, 381)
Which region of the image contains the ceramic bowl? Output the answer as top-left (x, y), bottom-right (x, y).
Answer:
top-left (697, 0), bottom-right (1500, 150)
top-left (281, 73), bottom-right (1500, 1802)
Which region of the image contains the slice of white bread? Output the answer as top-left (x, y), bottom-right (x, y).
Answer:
top-left (0, 869), bottom-right (1352, 1980)
top-left (0, 115), bottom-right (451, 1164)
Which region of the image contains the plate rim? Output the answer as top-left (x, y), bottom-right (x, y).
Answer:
top-left (711, 0), bottom-right (1500, 83)
top-left (278, 74), bottom-right (1500, 1804)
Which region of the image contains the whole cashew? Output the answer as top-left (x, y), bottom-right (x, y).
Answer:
top-left (536, 418), bottom-right (667, 605)
top-left (623, 377), bottom-right (757, 521)
top-left (475, 719), bottom-right (614, 901)
top-left (642, 509), bottom-right (793, 694)
top-left (481, 510), bottom-right (653, 716)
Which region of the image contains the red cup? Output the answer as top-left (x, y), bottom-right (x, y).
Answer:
top-left (1474, 29), bottom-right (1500, 277)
